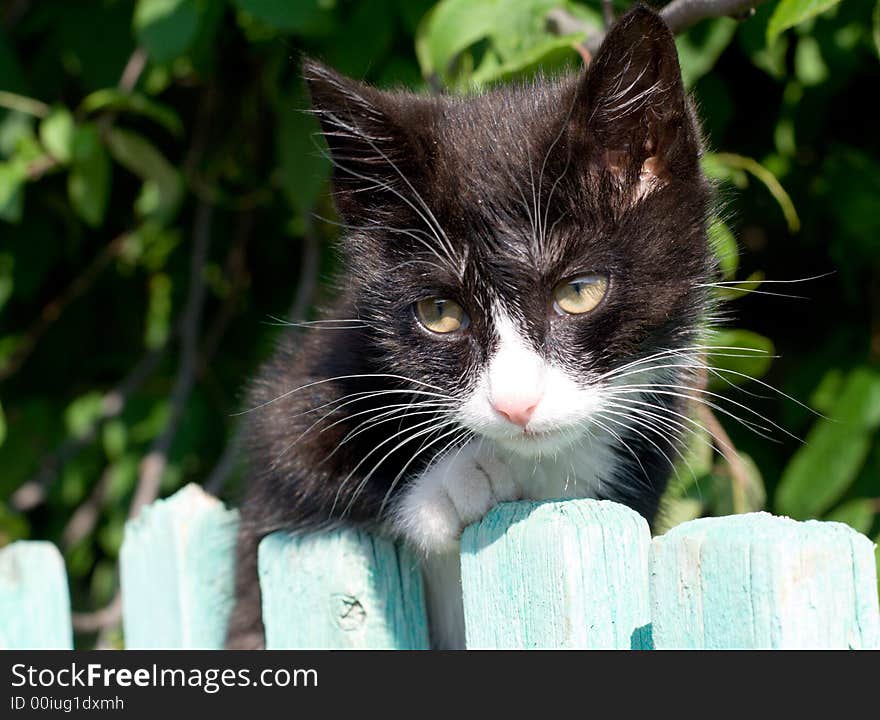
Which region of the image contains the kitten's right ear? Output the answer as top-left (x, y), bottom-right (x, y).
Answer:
top-left (573, 7), bottom-right (698, 196)
top-left (303, 59), bottom-right (432, 221)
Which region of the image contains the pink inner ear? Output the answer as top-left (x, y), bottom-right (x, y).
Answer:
top-left (640, 155), bottom-right (663, 180)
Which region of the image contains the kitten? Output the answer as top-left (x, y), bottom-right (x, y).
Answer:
top-left (227, 6), bottom-right (715, 650)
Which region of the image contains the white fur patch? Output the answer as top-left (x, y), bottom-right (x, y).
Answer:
top-left (391, 305), bottom-right (670, 647)
top-left (392, 441), bottom-right (521, 554)
top-left (421, 548), bottom-right (466, 649)
top-left (458, 306), bottom-right (606, 454)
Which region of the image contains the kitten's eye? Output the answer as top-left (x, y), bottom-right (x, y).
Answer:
top-left (415, 298), bottom-right (469, 334)
top-left (553, 275), bottom-right (609, 315)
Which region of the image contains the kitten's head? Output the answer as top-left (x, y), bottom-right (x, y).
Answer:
top-left (305, 7), bottom-right (715, 458)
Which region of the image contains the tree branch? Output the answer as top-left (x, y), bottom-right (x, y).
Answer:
top-left (118, 48), bottom-right (148, 93)
top-left (11, 344), bottom-right (167, 511)
top-left (661, 0), bottom-right (770, 34)
top-left (602, 0), bottom-right (615, 29)
top-left (202, 217), bottom-right (322, 497)
top-left (0, 90), bottom-right (49, 117)
top-left (61, 466), bottom-right (113, 548)
top-left (128, 201), bottom-right (212, 519)
top-left (696, 403), bottom-right (755, 515)
top-left (72, 592), bottom-right (122, 634)
top-left (547, 0), bottom-right (771, 54)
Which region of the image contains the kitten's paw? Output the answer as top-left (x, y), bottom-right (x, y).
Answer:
top-left (392, 443), bottom-right (520, 553)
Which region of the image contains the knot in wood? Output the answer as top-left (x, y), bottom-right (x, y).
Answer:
top-left (331, 593), bottom-right (366, 630)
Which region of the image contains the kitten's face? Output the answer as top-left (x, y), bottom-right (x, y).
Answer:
top-left (307, 8), bottom-right (714, 459)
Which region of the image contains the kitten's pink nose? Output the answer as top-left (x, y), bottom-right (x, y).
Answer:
top-left (492, 396), bottom-right (539, 428)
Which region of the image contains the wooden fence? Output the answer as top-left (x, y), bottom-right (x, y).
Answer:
top-left (1, 483), bottom-right (878, 649)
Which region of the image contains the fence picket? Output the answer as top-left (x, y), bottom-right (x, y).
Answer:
top-left (650, 512), bottom-right (880, 649)
top-left (460, 499), bottom-right (653, 649)
top-left (259, 530), bottom-right (429, 649)
top-left (119, 483), bottom-right (239, 649)
top-left (0, 541), bottom-right (73, 649)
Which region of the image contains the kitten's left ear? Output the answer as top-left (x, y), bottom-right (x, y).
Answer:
top-left (303, 59), bottom-right (435, 223)
top-left (574, 7), bottom-right (697, 191)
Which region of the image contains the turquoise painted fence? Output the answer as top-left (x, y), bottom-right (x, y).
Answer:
top-left (1, 483), bottom-right (878, 650)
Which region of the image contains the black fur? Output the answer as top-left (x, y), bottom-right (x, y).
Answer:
top-left (226, 7), bottom-right (715, 649)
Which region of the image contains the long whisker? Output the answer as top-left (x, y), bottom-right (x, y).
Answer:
top-left (593, 407), bottom-right (687, 481)
top-left (378, 428), bottom-right (474, 518)
top-left (271, 395), bottom-right (454, 468)
top-left (605, 385), bottom-right (782, 441)
top-left (335, 417), bottom-right (461, 518)
top-left (236, 373), bottom-right (451, 415)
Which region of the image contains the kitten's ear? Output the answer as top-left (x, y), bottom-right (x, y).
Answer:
top-left (303, 59), bottom-right (433, 220)
top-left (575, 7), bottom-right (696, 192)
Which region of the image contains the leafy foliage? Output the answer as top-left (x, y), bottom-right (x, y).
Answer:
top-left (1, 0), bottom-right (878, 645)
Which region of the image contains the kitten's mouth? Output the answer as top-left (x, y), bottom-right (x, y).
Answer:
top-left (491, 424), bottom-right (579, 456)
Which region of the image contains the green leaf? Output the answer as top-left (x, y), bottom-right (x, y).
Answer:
top-left (134, 0), bottom-right (202, 64)
top-left (231, 0), bottom-right (336, 35)
top-left (123, 221), bottom-right (182, 271)
top-left (79, 89), bottom-right (183, 136)
top-left (671, 422), bottom-right (714, 489)
top-left (656, 497), bottom-right (705, 534)
top-left (0, 500), bottom-right (29, 547)
top-left (105, 127), bottom-right (183, 224)
top-left (0, 253), bottom-right (11, 312)
top-left (0, 400), bottom-right (6, 447)
top-left (810, 368), bottom-right (843, 414)
top-left (824, 499), bottom-right (876, 535)
top-left (416, 0), bottom-right (498, 79)
top-left (876, 533), bottom-right (880, 598)
top-left (705, 328), bottom-right (775, 388)
top-left (68, 123), bottom-right (111, 227)
top-left (707, 218), bottom-right (738, 280)
top-left (38, 106), bottom-right (75, 164)
top-left (65, 391), bottom-right (105, 439)
top-left (676, 18), bottom-right (737, 89)
top-left (470, 34), bottom-right (580, 86)
top-left (106, 455), bottom-right (140, 505)
top-left (776, 366), bottom-right (880, 519)
top-left (704, 152), bottom-right (800, 232)
top-left (0, 160), bottom-right (26, 223)
top-left (102, 419), bottom-right (128, 461)
top-left (145, 273), bottom-right (172, 349)
top-left (714, 271), bottom-right (766, 302)
top-left (794, 36), bottom-right (829, 86)
top-left (416, 0), bottom-right (595, 88)
top-left (712, 452), bottom-right (766, 516)
top-left (874, 0), bottom-right (880, 58)
top-left (767, 0), bottom-right (843, 45)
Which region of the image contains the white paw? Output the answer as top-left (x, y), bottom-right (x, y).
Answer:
top-left (392, 442), bottom-right (520, 553)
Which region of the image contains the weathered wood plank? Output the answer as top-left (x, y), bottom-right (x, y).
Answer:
top-left (460, 500), bottom-right (653, 649)
top-left (120, 483), bottom-right (239, 649)
top-left (259, 530), bottom-right (429, 649)
top-left (651, 512), bottom-right (880, 649)
top-left (0, 541), bottom-right (73, 649)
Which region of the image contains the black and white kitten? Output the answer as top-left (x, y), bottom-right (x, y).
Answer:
top-left (227, 7), bottom-right (715, 649)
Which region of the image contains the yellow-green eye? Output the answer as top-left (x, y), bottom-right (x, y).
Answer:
top-left (553, 274), bottom-right (609, 315)
top-left (415, 298), bottom-right (468, 334)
